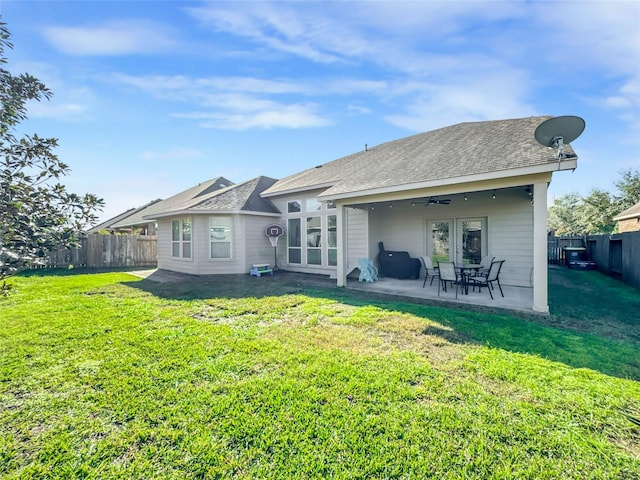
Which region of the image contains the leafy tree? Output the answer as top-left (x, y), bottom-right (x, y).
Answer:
top-left (548, 193), bottom-right (586, 235)
top-left (581, 188), bottom-right (616, 234)
top-left (548, 169), bottom-right (640, 235)
top-left (614, 168), bottom-right (640, 210)
top-left (0, 21), bottom-right (103, 294)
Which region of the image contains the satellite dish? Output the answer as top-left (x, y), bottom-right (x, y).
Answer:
top-left (534, 116), bottom-right (585, 159)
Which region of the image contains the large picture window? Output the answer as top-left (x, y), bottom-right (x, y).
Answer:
top-left (285, 197), bottom-right (338, 268)
top-left (171, 218), bottom-right (192, 259)
top-left (210, 216), bottom-right (232, 259)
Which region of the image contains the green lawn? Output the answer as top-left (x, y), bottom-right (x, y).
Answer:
top-left (0, 268), bottom-right (638, 479)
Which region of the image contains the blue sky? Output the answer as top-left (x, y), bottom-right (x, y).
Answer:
top-left (2, 0), bottom-right (639, 223)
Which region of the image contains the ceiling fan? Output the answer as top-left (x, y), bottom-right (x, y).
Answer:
top-left (428, 197), bottom-right (451, 205)
top-left (412, 197), bottom-right (452, 206)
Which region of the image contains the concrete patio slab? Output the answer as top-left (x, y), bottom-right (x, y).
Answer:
top-left (346, 276), bottom-right (533, 313)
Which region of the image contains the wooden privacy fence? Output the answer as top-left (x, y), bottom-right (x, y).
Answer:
top-left (586, 231), bottom-right (640, 290)
top-left (548, 232), bottom-right (640, 290)
top-left (547, 235), bottom-right (586, 264)
top-left (44, 234), bottom-right (157, 269)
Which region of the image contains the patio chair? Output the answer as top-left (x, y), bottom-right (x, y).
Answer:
top-left (478, 255), bottom-right (495, 275)
top-left (467, 259), bottom-right (505, 299)
top-left (420, 256), bottom-right (439, 287)
top-left (437, 261), bottom-right (459, 298)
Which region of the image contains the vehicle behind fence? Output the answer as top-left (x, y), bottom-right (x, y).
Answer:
top-left (548, 231), bottom-right (640, 290)
top-left (42, 234), bottom-right (157, 269)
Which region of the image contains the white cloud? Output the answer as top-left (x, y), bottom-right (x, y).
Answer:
top-left (25, 84), bottom-right (95, 122)
top-left (112, 73), bottom-right (333, 130)
top-left (43, 20), bottom-right (178, 56)
top-left (530, 1), bottom-right (640, 76)
top-left (175, 103), bottom-right (331, 130)
top-left (186, 2), bottom-right (370, 64)
top-left (384, 72), bottom-right (535, 132)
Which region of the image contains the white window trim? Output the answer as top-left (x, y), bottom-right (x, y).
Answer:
top-left (283, 196), bottom-right (339, 268)
top-left (209, 216), bottom-right (233, 260)
top-left (171, 217), bottom-right (193, 261)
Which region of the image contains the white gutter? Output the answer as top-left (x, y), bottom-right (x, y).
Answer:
top-left (318, 159), bottom-right (577, 202)
top-left (144, 209), bottom-right (282, 220)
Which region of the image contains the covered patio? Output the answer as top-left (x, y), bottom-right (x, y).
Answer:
top-left (346, 275), bottom-right (534, 312)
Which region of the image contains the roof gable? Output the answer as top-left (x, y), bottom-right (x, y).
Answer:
top-left (148, 176), bottom-right (280, 218)
top-left (189, 176), bottom-right (280, 213)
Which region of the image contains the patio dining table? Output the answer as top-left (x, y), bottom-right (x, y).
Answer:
top-left (458, 264), bottom-right (482, 295)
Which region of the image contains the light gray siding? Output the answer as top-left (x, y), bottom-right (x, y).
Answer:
top-left (156, 217), bottom-right (197, 274)
top-left (487, 201), bottom-right (534, 287)
top-left (345, 206), bottom-right (369, 274)
top-left (244, 215), bottom-right (281, 270)
top-left (157, 214), bottom-right (280, 275)
top-left (193, 215), bottom-right (244, 275)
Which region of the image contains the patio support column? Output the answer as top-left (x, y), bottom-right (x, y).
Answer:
top-left (532, 181), bottom-right (549, 313)
top-left (336, 204), bottom-right (346, 287)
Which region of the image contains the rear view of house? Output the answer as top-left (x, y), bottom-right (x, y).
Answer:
top-left (262, 116), bottom-right (583, 313)
top-left (137, 116), bottom-right (582, 313)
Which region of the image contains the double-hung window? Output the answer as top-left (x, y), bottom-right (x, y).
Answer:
top-left (171, 218), bottom-right (192, 259)
top-left (210, 216), bottom-right (232, 259)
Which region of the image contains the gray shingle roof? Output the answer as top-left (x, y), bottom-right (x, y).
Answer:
top-left (262, 116), bottom-right (579, 199)
top-left (188, 176), bottom-right (280, 214)
top-left (147, 176), bottom-right (280, 218)
top-left (92, 198), bottom-right (164, 231)
top-left (113, 177), bottom-right (234, 227)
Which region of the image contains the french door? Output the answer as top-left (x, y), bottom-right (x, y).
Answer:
top-left (427, 218), bottom-right (486, 265)
top-left (456, 218), bottom-right (486, 265)
top-left (428, 220), bottom-right (453, 264)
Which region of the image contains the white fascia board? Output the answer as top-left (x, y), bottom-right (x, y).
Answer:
top-left (144, 209), bottom-right (281, 220)
top-left (318, 160), bottom-right (575, 202)
top-left (613, 212), bottom-right (640, 221)
top-left (237, 211), bottom-right (282, 217)
top-left (261, 181), bottom-right (336, 198)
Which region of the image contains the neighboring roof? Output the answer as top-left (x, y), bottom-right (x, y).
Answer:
top-left (613, 200), bottom-right (640, 221)
top-left (88, 199), bottom-right (163, 232)
top-left (111, 176), bottom-right (234, 228)
top-left (145, 176), bottom-right (280, 219)
top-left (262, 116), bottom-right (580, 199)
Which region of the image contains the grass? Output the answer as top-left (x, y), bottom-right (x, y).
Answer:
top-left (0, 268), bottom-right (638, 479)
